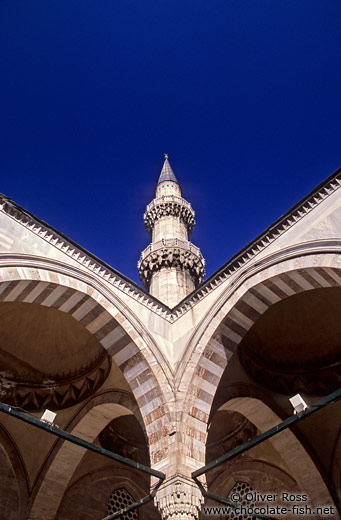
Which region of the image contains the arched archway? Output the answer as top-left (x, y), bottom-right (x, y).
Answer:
top-left (0, 261), bottom-right (172, 432)
top-left (213, 397), bottom-right (336, 510)
top-left (29, 399), bottom-right (140, 519)
top-left (0, 262), bottom-right (171, 518)
top-left (184, 254), bottom-right (341, 423)
top-left (179, 253), bottom-right (341, 505)
top-left (27, 389), bottom-right (144, 507)
top-left (56, 466), bottom-right (160, 520)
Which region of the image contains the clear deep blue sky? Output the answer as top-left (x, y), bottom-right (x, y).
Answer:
top-left (1, 1), bottom-right (340, 285)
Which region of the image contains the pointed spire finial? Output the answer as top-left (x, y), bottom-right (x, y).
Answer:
top-left (158, 155), bottom-right (178, 186)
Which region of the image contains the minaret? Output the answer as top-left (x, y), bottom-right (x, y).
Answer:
top-left (138, 155), bottom-right (205, 307)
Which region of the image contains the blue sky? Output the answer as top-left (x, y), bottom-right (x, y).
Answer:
top-left (1, 0), bottom-right (340, 285)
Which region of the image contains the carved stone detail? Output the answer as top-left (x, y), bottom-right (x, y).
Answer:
top-left (144, 198), bottom-right (195, 235)
top-left (138, 245), bottom-right (205, 290)
top-left (155, 475), bottom-right (204, 520)
top-left (239, 351), bottom-right (341, 395)
top-left (0, 354), bottom-right (111, 411)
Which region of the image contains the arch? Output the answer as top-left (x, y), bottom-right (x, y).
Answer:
top-left (28, 399), bottom-right (138, 519)
top-left (0, 258), bottom-right (172, 438)
top-left (0, 258), bottom-right (173, 513)
top-left (56, 466), bottom-right (160, 520)
top-left (27, 391), bottom-right (142, 513)
top-left (206, 459), bottom-right (297, 501)
top-left (180, 252), bottom-right (341, 473)
top-left (218, 398), bottom-right (337, 511)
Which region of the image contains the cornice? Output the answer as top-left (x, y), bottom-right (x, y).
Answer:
top-left (1, 167), bottom-right (340, 323)
top-left (0, 195), bottom-right (174, 320)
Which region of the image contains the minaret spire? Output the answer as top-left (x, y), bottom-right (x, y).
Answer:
top-left (157, 154), bottom-right (179, 187)
top-left (138, 156), bottom-right (205, 308)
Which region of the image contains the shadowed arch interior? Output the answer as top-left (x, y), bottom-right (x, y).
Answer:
top-left (238, 287), bottom-right (341, 395)
top-left (0, 301), bottom-right (111, 410)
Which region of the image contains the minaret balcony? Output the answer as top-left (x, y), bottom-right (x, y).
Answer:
top-left (144, 195), bottom-right (195, 235)
top-left (139, 238), bottom-right (203, 261)
top-left (138, 238), bottom-right (205, 290)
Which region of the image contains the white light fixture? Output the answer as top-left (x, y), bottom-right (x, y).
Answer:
top-left (40, 409), bottom-right (57, 425)
top-left (289, 394), bottom-right (308, 415)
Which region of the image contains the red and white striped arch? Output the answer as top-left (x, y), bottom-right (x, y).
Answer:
top-left (29, 391), bottom-right (143, 520)
top-left (0, 261), bottom-right (172, 463)
top-left (181, 252), bottom-right (341, 468)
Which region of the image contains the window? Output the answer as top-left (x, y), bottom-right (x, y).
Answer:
top-left (107, 488), bottom-right (138, 519)
top-left (226, 482), bottom-right (255, 520)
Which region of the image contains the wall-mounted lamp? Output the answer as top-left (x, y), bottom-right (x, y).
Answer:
top-left (289, 394), bottom-right (308, 415)
top-left (40, 409), bottom-right (57, 425)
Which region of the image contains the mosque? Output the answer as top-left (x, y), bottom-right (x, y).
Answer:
top-left (0, 157), bottom-right (340, 519)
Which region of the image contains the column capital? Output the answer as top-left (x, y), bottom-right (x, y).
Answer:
top-left (155, 475), bottom-right (204, 520)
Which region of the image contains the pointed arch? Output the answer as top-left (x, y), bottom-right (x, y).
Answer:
top-left (179, 252), bottom-right (341, 470)
top-left (218, 397), bottom-right (337, 510)
top-left (0, 257), bottom-right (173, 465)
top-left (28, 391), bottom-right (141, 519)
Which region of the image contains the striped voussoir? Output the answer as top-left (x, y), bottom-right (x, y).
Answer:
top-left (0, 278), bottom-right (138, 365)
top-left (187, 265), bottom-right (341, 439)
top-left (218, 266), bottom-right (341, 355)
top-left (0, 275), bottom-right (170, 437)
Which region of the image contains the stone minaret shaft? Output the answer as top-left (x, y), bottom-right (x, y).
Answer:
top-left (138, 156), bottom-right (205, 308)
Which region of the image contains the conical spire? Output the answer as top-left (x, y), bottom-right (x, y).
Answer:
top-left (158, 154), bottom-right (179, 185)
